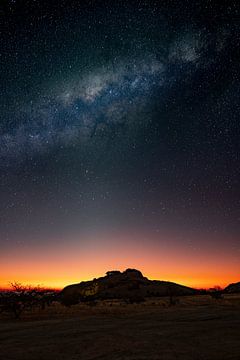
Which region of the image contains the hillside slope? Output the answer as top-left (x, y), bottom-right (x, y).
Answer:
top-left (225, 282), bottom-right (240, 293)
top-left (60, 269), bottom-right (196, 305)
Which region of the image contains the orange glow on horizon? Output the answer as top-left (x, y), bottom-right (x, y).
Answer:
top-left (1, 230), bottom-right (239, 291)
top-left (1, 271), bottom-right (238, 291)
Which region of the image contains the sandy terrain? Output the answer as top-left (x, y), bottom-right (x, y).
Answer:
top-left (1, 295), bottom-right (240, 360)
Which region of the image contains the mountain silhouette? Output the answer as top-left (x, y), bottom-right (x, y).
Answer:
top-left (224, 282), bottom-right (240, 293)
top-left (60, 268), bottom-right (196, 305)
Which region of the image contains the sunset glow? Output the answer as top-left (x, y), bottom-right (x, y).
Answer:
top-left (1, 230), bottom-right (239, 290)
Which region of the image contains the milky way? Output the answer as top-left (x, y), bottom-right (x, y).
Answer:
top-left (0, 28), bottom-right (230, 164)
top-left (1, 1), bottom-right (240, 263)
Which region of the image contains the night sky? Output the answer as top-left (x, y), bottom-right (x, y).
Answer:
top-left (1, 1), bottom-right (240, 288)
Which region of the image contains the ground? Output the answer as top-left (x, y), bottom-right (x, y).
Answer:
top-left (1, 295), bottom-right (240, 360)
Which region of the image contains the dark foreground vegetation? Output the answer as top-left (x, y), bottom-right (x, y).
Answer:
top-left (1, 294), bottom-right (240, 360)
top-left (0, 283), bottom-right (58, 319)
top-left (1, 271), bottom-right (240, 359)
top-left (1, 270), bottom-right (239, 320)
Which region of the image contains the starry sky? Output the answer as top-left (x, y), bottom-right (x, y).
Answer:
top-left (1, 0), bottom-right (240, 289)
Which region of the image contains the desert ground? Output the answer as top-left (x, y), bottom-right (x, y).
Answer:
top-left (1, 294), bottom-right (240, 360)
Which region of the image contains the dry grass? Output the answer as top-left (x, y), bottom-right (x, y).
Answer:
top-left (1, 294), bottom-right (240, 359)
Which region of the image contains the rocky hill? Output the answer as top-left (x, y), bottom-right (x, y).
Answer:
top-left (224, 282), bottom-right (240, 293)
top-left (60, 269), bottom-right (197, 305)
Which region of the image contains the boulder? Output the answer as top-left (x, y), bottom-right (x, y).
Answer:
top-left (224, 282), bottom-right (240, 293)
top-left (60, 269), bottom-right (197, 306)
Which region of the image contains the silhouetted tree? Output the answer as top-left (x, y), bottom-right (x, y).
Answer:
top-left (167, 285), bottom-right (179, 306)
top-left (0, 282), bottom-right (58, 318)
top-left (209, 286), bottom-right (224, 300)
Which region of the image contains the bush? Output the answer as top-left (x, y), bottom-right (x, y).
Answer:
top-left (0, 282), bottom-right (58, 318)
top-left (209, 286), bottom-right (224, 300)
top-left (126, 294), bottom-right (145, 304)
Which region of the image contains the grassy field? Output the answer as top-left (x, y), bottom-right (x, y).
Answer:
top-left (1, 294), bottom-right (240, 360)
